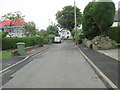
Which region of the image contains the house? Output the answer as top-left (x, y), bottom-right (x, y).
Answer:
top-left (0, 18), bottom-right (26, 37)
top-left (59, 29), bottom-right (72, 39)
top-left (112, 12), bottom-right (120, 26)
top-left (112, 1), bottom-right (120, 26)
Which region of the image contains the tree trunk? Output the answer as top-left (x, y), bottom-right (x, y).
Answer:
top-left (100, 30), bottom-right (107, 37)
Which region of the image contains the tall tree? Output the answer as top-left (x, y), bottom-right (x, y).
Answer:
top-left (56, 6), bottom-right (82, 32)
top-left (82, 2), bottom-right (100, 40)
top-left (4, 11), bottom-right (25, 20)
top-left (24, 21), bottom-right (38, 36)
top-left (47, 25), bottom-right (58, 35)
top-left (92, 0), bottom-right (115, 36)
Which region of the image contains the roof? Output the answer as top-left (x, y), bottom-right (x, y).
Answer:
top-left (0, 18), bottom-right (26, 28)
top-left (10, 18), bottom-right (26, 26)
top-left (0, 20), bottom-right (12, 28)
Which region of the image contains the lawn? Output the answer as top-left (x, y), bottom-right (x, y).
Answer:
top-left (0, 51), bottom-right (12, 59)
top-left (0, 49), bottom-right (16, 59)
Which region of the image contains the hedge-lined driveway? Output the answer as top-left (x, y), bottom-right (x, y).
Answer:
top-left (3, 40), bottom-right (106, 88)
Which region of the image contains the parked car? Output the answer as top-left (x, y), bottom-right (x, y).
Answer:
top-left (54, 36), bottom-right (61, 43)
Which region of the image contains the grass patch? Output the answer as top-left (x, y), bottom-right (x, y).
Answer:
top-left (0, 51), bottom-right (12, 59)
top-left (0, 49), bottom-right (15, 59)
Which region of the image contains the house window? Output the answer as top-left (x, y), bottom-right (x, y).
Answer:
top-left (67, 32), bottom-right (69, 34)
top-left (9, 29), bottom-right (12, 32)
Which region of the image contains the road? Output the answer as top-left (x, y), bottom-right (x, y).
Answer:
top-left (3, 40), bottom-right (106, 88)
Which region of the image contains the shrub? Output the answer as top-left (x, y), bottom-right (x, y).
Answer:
top-left (48, 34), bottom-right (55, 43)
top-left (74, 33), bottom-right (85, 39)
top-left (111, 40), bottom-right (117, 46)
top-left (108, 26), bottom-right (120, 43)
top-left (0, 31), bottom-right (9, 39)
top-left (2, 36), bottom-right (45, 50)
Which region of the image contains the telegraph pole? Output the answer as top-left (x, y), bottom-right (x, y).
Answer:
top-left (74, 0), bottom-right (77, 44)
top-left (74, 0), bottom-right (77, 30)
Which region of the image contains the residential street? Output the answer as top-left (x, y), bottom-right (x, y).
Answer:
top-left (3, 40), bottom-right (106, 88)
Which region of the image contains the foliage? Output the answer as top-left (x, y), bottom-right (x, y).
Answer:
top-left (71, 28), bottom-right (76, 37)
top-left (24, 21), bottom-right (38, 36)
top-left (37, 29), bottom-right (48, 37)
top-left (92, 1), bottom-right (115, 36)
top-left (48, 34), bottom-right (56, 43)
top-left (2, 36), bottom-right (45, 50)
top-left (82, 2), bottom-right (101, 40)
top-left (74, 33), bottom-right (85, 39)
top-left (0, 31), bottom-right (9, 39)
top-left (92, 36), bottom-right (111, 42)
top-left (82, 1), bottom-right (115, 39)
top-left (4, 11), bottom-right (25, 20)
top-left (47, 25), bottom-right (58, 35)
top-left (56, 5), bottom-right (82, 31)
top-left (108, 26), bottom-right (120, 43)
top-left (111, 40), bottom-right (117, 46)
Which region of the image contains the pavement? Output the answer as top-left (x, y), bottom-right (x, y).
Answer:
top-left (2, 45), bottom-right (48, 70)
top-left (2, 40), bottom-right (106, 88)
top-left (77, 44), bottom-right (119, 88)
top-left (97, 49), bottom-right (119, 61)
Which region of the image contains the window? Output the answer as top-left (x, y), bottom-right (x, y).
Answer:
top-left (67, 32), bottom-right (69, 34)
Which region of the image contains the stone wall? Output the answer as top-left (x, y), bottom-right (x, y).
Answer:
top-left (82, 38), bottom-right (115, 50)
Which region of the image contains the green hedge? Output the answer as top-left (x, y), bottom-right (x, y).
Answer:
top-left (48, 34), bottom-right (55, 43)
top-left (2, 36), bottom-right (45, 50)
top-left (108, 26), bottom-right (120, 43)
top-left (74, 33), bottom-right (85, 39)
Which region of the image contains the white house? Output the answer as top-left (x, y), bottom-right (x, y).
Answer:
top-left (112, 11), bottom-right (120, 26)
top-left (59, 29), bottom-right (72, 39)
top-left (112, 2), bottom-right (120, 26)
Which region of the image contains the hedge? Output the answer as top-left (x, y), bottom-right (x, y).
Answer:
top-left (2, 36), bottom-right (45, 50)
top-left (74, 33), bottom-right (85, 39)
top-left (108, 26), bottom-right (120, 43)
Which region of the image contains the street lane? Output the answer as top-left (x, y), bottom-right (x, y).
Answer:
top-left (3, 40), bottom-right (106, 88)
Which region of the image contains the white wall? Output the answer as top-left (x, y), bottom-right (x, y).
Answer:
top-left (59, 30), bottom-right (72, 39)
top-left (112, 22), bottom-right (120, 26)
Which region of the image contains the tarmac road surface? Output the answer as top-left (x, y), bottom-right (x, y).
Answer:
top-left (3, 40), bottom-right (106, 88)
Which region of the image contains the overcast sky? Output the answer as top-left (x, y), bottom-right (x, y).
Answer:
top-left (0, 0), bottom-right (119, 30)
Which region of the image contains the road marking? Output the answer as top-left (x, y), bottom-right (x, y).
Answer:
top-left (74, 43), bottom-right (117, 88)
top-left (0, 70), bottom-right (10, 77)
top-left (0, 47), bottom-right (48, 74)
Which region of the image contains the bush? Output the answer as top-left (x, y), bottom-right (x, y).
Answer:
top-left (111, 40), bottom-right (117, 46)
top-left (108, 26), bottom-right (120, 43)
top-left (0, 31), bottom-right (9, 39)
top-left (74, 33), bottom-right (85, 39)
top-left (2, 36), bottom-right (45, 50)
top-left (48, 34), bottom-right (55, 43)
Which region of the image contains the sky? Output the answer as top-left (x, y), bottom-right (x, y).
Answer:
top-left (0, 0), bottom-right (119, 30)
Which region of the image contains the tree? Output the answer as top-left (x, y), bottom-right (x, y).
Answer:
top-left (24, 21), bottom-right (38, 36)
top-left (37, 29), bottom-right (48, 37)
top-left (92, 0), bottom-right (115, 36)
top-left (56, 5), bottom-right (82, 32)
top-left (4, 11), bottom-right (25, 20)
top-left (82, 1), bottom-right (115, 39)
top-left (47, 25), bottom-right (58, 35)
top-left (82, 2), bottom-right (100, 40)
top-left (0, 31), bottom-right (9, 39)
